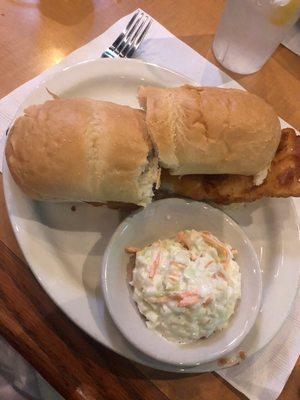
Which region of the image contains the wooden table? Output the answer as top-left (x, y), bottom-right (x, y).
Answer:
top-left (0, 1), bottom-right (299, 399)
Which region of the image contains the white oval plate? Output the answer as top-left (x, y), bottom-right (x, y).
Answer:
top-left (102, 198), bottom-right (262, 366)
top-left (3, 58), bottom-right (300, 372)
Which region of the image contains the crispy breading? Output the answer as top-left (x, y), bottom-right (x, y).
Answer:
top-left (160, 129), bottom-right (300, 204)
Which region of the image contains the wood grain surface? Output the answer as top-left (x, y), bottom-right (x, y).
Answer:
top-left (0, 0), bottom-right (299, 399)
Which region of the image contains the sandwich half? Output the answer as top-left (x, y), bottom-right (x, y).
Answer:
top-left (6, 97), bottom-right (160, 206)
top-left (139, 85), bottom-right (300, 204)
top-left (138, 85), bottom-right (281, 176)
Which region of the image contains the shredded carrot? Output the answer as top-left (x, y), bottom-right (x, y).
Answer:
top-left (190, 254), bottom-right (198, 261)
top-left (176, 231), bottom-right (190, 249)
top-left (203, 297), bottom-right (213, 307)
top-left (146, 290), bottom-right (201, 307)
top-left (169, 275), bottom-right (180, 282)
top-left (212, 271), bottom-right (227, 281)
top-left (148, 293), bottom-right (182, 303)
top-left (179, 294), bottom-right (200, 307)
top-left (125, 246), bottom-right (140, 254)
top-left (171, 261), bottom-right (186, 269)
top-left (180, 290), bottom-right (199, 296)
top-left (201, 232), bottom-right (230, 268)
top-left (217, 271), bottom-right (227, 280)
top-left (169, 270), bottom-right (181, 277)
top-left (149, 251), bottom-right (160, 278)
top-left (168, 268), bottom-right (181, 282)
top-left (147, 296), bottom-right (170, 304)
top-left (204, 260), bottom-right (214, 268)
top-left (174, 291), bottom-right (200, 307)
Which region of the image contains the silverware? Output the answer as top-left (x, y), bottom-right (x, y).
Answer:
top-left (101, 10), bottom-right (152, 59)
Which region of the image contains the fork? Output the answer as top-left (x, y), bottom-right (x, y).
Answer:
top-left (101, 10), bottom-right (152, 59)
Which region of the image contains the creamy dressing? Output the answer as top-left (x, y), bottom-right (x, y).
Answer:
top-left (130, 230), bottom-right (241, 343)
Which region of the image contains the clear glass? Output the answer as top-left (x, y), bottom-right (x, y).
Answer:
top-left (213, 0), bottom-right (300, 74)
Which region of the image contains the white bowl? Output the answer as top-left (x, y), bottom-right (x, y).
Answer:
top-left (102, 198), bottom-right (262, 367)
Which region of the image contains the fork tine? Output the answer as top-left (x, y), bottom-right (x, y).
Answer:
top-left (116, 11), bottom-right (144, 53)
top-left (124, 10), bottom-right (141, 32)
top-left (134, 19), bottom-right (152, 50)
top-left (117, 14), bottom-right (146, 55)
top-left (111, 10), bottom-right (141, 48)
top-left (127, 15), bottom-right (149, 47)
top-left (124, 18), bottom-right (152, 58)
top-left (101, 10), bottom-right (152, 58)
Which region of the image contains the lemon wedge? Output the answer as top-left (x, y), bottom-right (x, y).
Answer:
top-left (270, 0), bottom-right (300, 26)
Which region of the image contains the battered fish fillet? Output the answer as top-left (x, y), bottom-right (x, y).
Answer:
top-left (160, 129), bottom-right (300, 204)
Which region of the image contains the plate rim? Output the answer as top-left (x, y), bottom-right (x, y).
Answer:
top-left (3, 57), bottom-right (300, 373)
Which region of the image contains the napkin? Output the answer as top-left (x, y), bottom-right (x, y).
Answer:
top-left (0, 10), bottom-right (299, 400)
top-left (282, 19), bottom-right (300, 56)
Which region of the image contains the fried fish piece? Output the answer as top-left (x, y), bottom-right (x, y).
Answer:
top-left (160, 129), bottom-right (300, 204)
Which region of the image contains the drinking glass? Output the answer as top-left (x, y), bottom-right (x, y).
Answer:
top-left (213, 0), bottom-right (300, 74)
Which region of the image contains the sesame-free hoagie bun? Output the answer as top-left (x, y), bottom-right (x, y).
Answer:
top-left (5, 97), bottom-right (159, 206)
top-left (138, 85), bottom-right (281, 176)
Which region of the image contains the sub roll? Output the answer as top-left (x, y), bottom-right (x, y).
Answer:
top-left (138, 85), bottom-right (281, 176)
top-left (5, 98), bottom-right (159, 206)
